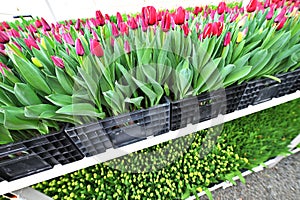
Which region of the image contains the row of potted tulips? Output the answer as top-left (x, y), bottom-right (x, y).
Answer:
top-left (0, 0), bottom-right (299, 146)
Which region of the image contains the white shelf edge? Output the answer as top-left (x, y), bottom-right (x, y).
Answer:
top-left (0, 91), bottom-right (299, 195)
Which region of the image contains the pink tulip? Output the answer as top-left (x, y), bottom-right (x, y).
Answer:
top-left (9, 29), bottom-right (21, 38)
top-left (96, 10), bottom-right (105, 26)
top-left (75, 19), bottom-right (81, 30)
top-left (0, 43), bottom-right (4, 50)
top-left (90, 39), bottom-right (104, 57)
top-left (1, 21), bottom-right (10, 29)
top-left (116, 12), bottom-right (123, 24)
top-left (128, 17), bottom-right (138, 30)
top-left (91, 29), bottom-right (99, 41)
top-left (219, 13), bottom-right (224, 22)
top-left (210, 10), bottom-right (216, 20)
top-left (203, 23), bottom-right (212, 39)
top-left (274, 7), bottom-right (287, 23)
top-left (174, 6), bottom-right (185, 25)
top-left (217, 2), bottom-right (226, 15)
top-left (41, 17), bottom-right (51, 31)
top-left (62, 33), bottom-right (74, 46)
top-left (264, 0), bottom-right (271, 8)
top-left (24, 36), bottom-right (40, 50)
top-left (124, 40), bottom-right (130, 53)
top-left (119, 22), bottom-right (129, 35)
top-left (51, 56), bottom-right (64, 68)
top-left (0, 31), bottom-right (9, 44)
top-left (75, 38), bottom-right (84, 56)
top-left (105, 14), bottom-right (110, 21)
top-left (266, 6), bottom-right (274, 20)
top-left (111, 23), bottom-right (119, 37)
top-left (54, 34), bottom-right (62, 44)
top-left (211, 22), bottom-right (219, 36)
top-left (0, 25), bottom-right (4, 31)
top-left (27, 24), bottom-right (37, 34)
top-left (0, 62), bottom-right (10, 75)
top-left (224, 32), bottom-right (231, 46)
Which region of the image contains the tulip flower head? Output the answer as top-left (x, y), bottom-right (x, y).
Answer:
top-left (41, 17), bottom-right (51, 31)
top-left (31, 57), bottom-right (43, 67)
top-left (182, 23), bottom-right (190, 37)
top-left (217, 2), bottom-right (226, 15)
top-left (51, 56), bottom-right (64, 68)
top-left (224, 32), bottom-right (231, 46)
top-left (62, 33), bottom-right (75, 46)
top-left (0, 62), bottom-right (10, 75)
top-left (96, 10), bottom-right (105, 26)
top-left (266, 6), bottom-right (275, 20)
top-left (124, 40), bottom-right (130, 53)
top-left (35, 19), bottom-right (42, 28)
top-left (274, 7), bottom-right (287, 23)
top-left (90, 39), bottom-right (104, 57)
top-left (246, 0), bottom-right (258, 12)
top-left (174, 6), bottom-right (186, 25)
top-left (161, 12), bottom-right (171, 32)
top-left (1, 21), bottom-right (10, 29)
top-left (111, 23), bottom-right (120, 37)
top-left (75, 38), bottom-right (85, 56)
top-left (24, 36), bottom-right (40, 50)
top-left (142, 6), bottom-right (157, 26)
top-left (0, 31), bottom-right (9, 44)
top-left (276, 16), bottom-right (287, 30)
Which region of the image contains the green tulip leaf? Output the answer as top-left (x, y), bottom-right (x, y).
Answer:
top-left (14, 83), bottom-right (42, 106)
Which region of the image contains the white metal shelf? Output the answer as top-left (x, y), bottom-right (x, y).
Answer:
top-left (0, 90), bottom-right (299, 195)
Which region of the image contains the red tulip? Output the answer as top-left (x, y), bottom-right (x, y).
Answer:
top-left (41, 17), bottom-right (51, 31)
top-left (211, 22), bottom-right (219, 36)
top-left (219, 13), bottom-right (224, 22)
top-left (95, 10), bottom-right (105, 26)
top-left (0, 25), bottom-right (4, 31)
top-left (224, 32), bottom-right (231, 46)
top-left (193, 6), bottom-right (203, 15)
top-left (142, 6), bottom-right (157, 26)
top-left (54, 34), bottom-right (62, 44)
top-left (0, 43), bottom-right (4, 50)
top-left (24, 36), bottom-right (40, 50)
top-left (119, 22), bottom-right (129, 35)
top-left (276, 16), bottom-right (287, 30)
top-left (105, 14), bottom-right (110, 21)
top-left (157, 11), bottom-right (162, 21)
top-left (246, 0), bottom-right (258, 12)
top-left (182, 23), bottom-right (189, 37)
top-left (217, 2), bottom-right (226, 15)
top-left (51, 56), bottom-right (64, 68)
top-left (9, 29), bottom-right (20, 38)
top-left (128, 17), bottom-right (138, 30)
top-left (62, 33), bottom-right (74, 46)
top-left (90, 39), bottom-right (104, 57)
top-left (274, 7), bottom-right (287, 23)
top-left (1, 21), bottom-right (10, 29)
top-left (75, 38), bottom-right (84, 56)
top-left (266, 6), bottom-right (274, 20)
top-left (203, 23), bottom-right (212, 39)
top-left (27, 24), bottom-right (37, 34)
top-left (217, 22), bottom-right (223, 36)
top-left (116, 12), bottom-right (123, 24)
top-left (75, 19), bottom-right (81, 30)
top-left (35, 19), bottom-right (42, 28)
top-left (124, 40), bottom-right (130, 53)
top-left (174, 6), bottom-right (185, 25)
top-left (0, 31), bottom-right (9, 44)
top-left (111, 23), bottom-right (119, 37)
top-left (161, 12), bottom-right (171, 32)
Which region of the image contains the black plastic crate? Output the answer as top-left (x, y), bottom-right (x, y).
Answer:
top-left (103, 97), bottom-right (170, 148)
top-left (0, 129), bottom-right (83, 181)
top-left (65, 122), bottom-right (113, 157)
top-left (238, 69), bottom-right (300, 109)
top-left (66, 97), bottom-right (170, 156)
top-left (170, 90), bottom-right (226, 131)
top-left (225, 83), bottom-right (247, 114)
top-left (275, 68), bottom-right (300, 97)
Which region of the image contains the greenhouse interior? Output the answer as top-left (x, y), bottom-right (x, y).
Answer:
top-left (0, 0), bottom-right (299, 199)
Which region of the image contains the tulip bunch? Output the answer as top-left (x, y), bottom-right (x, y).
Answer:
top-left (0, 0), bottom-right (299, 144)
top-left (32, 98), bottom-right (300, 200)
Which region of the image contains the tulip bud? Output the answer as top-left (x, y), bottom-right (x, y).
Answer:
top-left (90, 39), bottom-right (104, 57)
top-left (219, 13), bottom-right (224, 22)
top-left (105, 14), bottom-right (110, 21)
top-left (75, 38), bottom-right (85, 56)
top-left (148, 6), bottom-right (157, 25)
top-left (31, 57), bottom-right (43, 67)
top-left (217, 22), bottom-right (223, 36)
top-left (236, 32), bottom-right (244, 43)
top-left (217, 2), bottom-right (226, 15)
top-left (0, 31), bottom-right (9, 44)
top-left (35, 19), bottom-right (42, 28)
top-left (62, 33), bottom-right (74, 46)
top-left (210, 10), bottom-right (216, 20)
top-left (41, 17), bottom-right (51, 31)
top-left (54, 34), bottom-right (62, 44)
top-left (75, 19), bottom-right (81, 30)
top-left (119, 22), bottom-right (129, 35)
top-left (24, 36), bottom-right (40, 50)
top-left (266, 7), bottom-right (274, 20)
top-left (161, 12), bottom-right (171, 32)
top-left (224, 32), bottom-right (231, 46)
top-left (264, 0), bottom-right (270, 8)
top-left (0, 43), bottom-right (4, 50)
top-left (124, 40), bottom-right (130, 53)
top-left (276, 16), bottom-right (287, 30)
top-left (116, 12), bottom-right (123, 24)
top-left (246, 0), bottom-right (258, 12)
top-left (182, 23), bottom-right (189, 37)
top-left (211, 22), bottom-right (219, 36)
top-left (203, 23), bottom-right (212, 39)
top-left (111, 23), bottom-right (120, 37)
top-left (1, 22), bottom-right (10, 29)
top-left (174, 6), bottom-right (185, 25)
top-left (128, 17), bottom-right (138, 30)
top-left (51, 56), bottom-right (64, 68)
top-left (193, 6), bottom-right (203, 16)
top-left (274, 7), bottom-right (287, 23)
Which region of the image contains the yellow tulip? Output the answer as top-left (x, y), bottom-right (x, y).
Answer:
top-left (41, 38), bottom-right (47, 50)
top-left (236, 32), bottom-right (243, 43)
top-left (31, 57), bottom-right (43, 67)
